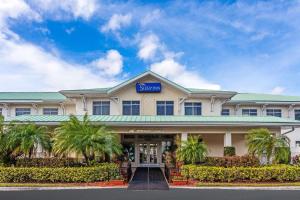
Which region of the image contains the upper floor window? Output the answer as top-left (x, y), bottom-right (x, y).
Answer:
top-left (157, 101), bottom-right (174, 115)
top-left (0, 108), bottom-right (2, 116)
top-left (221, 109), bottom-right (230, 116)
top-left (242, 109), bottom-right (257, 116)
top-left (184, 102), bottom-right (201, 115)
top-left (15, 108), bottom-right (31, 116)
top-left (43, 108), bottom-right (58, 115)
top-left (295, 109), bottom-right (300, 121)
top-left (93, 101), bottom-right (110, 115)
top-left (123, 101), bottom-right (140, 115)
top-left (266, 109), bottom-right (282, 117)
top-left (296, 141), bottom-right (300, 148)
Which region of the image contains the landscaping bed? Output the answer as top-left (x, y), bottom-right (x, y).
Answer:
top-left (0, 163), bottom-right (123, 183)
top-left (181, 165), bottom-right (300, 183)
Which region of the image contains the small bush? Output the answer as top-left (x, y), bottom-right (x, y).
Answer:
top-left (181, 165), bottom-right (300, 182)
top-left (15, 158), bottom-right (82, 167)
top-left (203, 155), bottom-right (259, 167)
top-left (0, 163), bottom-right (119, 183)
top-left (274, 147), bottom-right (291, 164)
top-left (224, 147), bottom-right (236, 156)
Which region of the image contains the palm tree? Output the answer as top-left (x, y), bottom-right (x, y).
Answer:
top-left (5, 123), bottom-right (51, 159)
top-left (246, 128), bottom-right (290, 164)
top-left (0, 116), bottom-right (7, 162)
top-left (0, 120), bottom-right (51, 163)
top-left (53, 114), bottom-right (122, 164)
top-left (176, 135), bottom-right (207, 164)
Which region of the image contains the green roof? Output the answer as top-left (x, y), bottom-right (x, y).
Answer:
top-left (0, 92), bottom-right (66, 102)
top-left (59, 88), bottom-right (110, 94)
top-left (6, 115), bottom-right (300, 126)
top-left (230, 93), bottom-right (300, 103)
top-left (187, 88), bottom-right (236, 94)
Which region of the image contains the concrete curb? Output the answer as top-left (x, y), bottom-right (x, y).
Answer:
top-left (170, 186), bottom-right (300, 190)
top-left (2, 186), bottom-right (300, 191)
top-left (0, 186), bottom-right (127, 191)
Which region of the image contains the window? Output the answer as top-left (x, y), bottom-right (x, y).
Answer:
top-left (296, 141), bottom-right (300, 148)
top-left (123, 101), bottom-right (140, 115)
top-left (15, 108), bottom-right (31, 116)
top-left (93, 101), bottom-right (110, 115)
top-left (157, 101), bottom-right (174, 115)
top-left (266, 109), bottom-right (282, 117)
top-left (242, 109), bottom-right (257, 116)
top-left (0, 108), bottom-right (2, 116)
top-left (43, 108), bottom-right (58, 115)
top-left (295, 110), bottom-right (300, 121)
top-left (221, 109), bottom-right (230, 116)
top-left (184, 102), bottom-right (201, 115)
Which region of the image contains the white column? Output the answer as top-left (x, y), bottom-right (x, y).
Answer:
top-left (181, 132), bottom-right (188, 143)
top-left (224, 132), bottom-right (232, 147)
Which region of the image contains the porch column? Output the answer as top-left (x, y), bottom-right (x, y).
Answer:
top-left (224, 132), bottom-right (232, 147)
top-left (181, 132), bottom-right (188, 143)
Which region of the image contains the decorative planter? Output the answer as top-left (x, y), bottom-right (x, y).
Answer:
top-left (171, 180), bottom-right (188, 186)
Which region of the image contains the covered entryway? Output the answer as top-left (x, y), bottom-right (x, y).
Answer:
top-left (121, 134), bottom-right (176, 168)
top-left (128, 167), bottom-right (169, 190)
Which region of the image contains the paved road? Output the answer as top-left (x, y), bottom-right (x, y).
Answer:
top-left (1, 188), bottom-right (300, 200)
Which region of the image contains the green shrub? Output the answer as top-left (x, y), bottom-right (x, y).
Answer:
top-left (181, 165), bottom-right (300, 182)
top-left (15, 158), bottom-right (82, 167)
top-left (0, 163), bottom-right (120, 183)
top-left (224, 147), bottom-right (236, 156)
top-left (274, 147), bottom-right (291, 164)
top-left (204, 155), bottom-right (259, 167)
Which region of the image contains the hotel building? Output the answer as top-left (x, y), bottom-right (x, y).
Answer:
top-left (1, 71), bottom-right (300, 167)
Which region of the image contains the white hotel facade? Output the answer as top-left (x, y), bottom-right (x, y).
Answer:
top-left (1, 71), bottom-right (300, 167)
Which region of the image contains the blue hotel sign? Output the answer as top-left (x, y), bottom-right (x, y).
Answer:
top-left (136, 82), bottom-right (161, 93)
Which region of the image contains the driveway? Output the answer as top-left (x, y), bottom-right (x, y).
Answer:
top-left (1, 188), bottom-right (300, 200)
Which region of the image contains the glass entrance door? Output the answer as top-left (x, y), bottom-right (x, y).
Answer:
top-left (138, 142), bottom-right (159, 166)
top-left (139, 143), bottom-right (148, 164)
top-left (149, 143), bottom-right (158, 164)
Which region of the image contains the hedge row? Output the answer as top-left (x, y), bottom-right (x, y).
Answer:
top-left (181, 165), bottom-right (300, 182)
top-left (204, 156), bottom-right (260, 167)
top-left (0, 163), bottom-right (120, 183)
top-left (15, 158), bottom-right (82, 167)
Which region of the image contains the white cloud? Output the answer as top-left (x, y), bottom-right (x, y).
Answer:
top-left (65, 27), bottom-right (75, 34)
top-left (101, 13), bottom-right (132, 32)
top-left (150, 58), bottom-right (221, 90)
top-left (0, 0), bottom-right (122, 91)
top-left (0, 36), bottom-right (122, 91)
top-left (138, 34), bottom-right (161, 61)
top-left (138, 32), bottom-right (219, 90)
top-left (0, 0), bottom-right (40, 28)
top-left (141, 9), bottom-right (161, 26)
top-left (29, 0), bottom-right (98, 20)
top-left (271, 86), bottom-right (285, 95)
top-left (90, 50), bottom-right (123, 76)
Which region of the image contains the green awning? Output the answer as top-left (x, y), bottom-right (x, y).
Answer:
top-left (5, 115), bottom-right (300, 126)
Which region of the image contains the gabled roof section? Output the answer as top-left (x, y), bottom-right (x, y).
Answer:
top-left (107, 70), bottom-right (191, 94)
top-left (0, 92), bottom-right (66, 103)
top-left (229, 93), bottom-right (300, 104)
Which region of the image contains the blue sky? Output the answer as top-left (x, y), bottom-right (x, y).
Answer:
top-left (1, 0), bottom-right (300, 95)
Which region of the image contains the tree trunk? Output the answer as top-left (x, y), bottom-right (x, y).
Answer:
top-left (82, 152), bottom-right (90, 165)
top-left (104, 153), bottom-right (110, 162)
